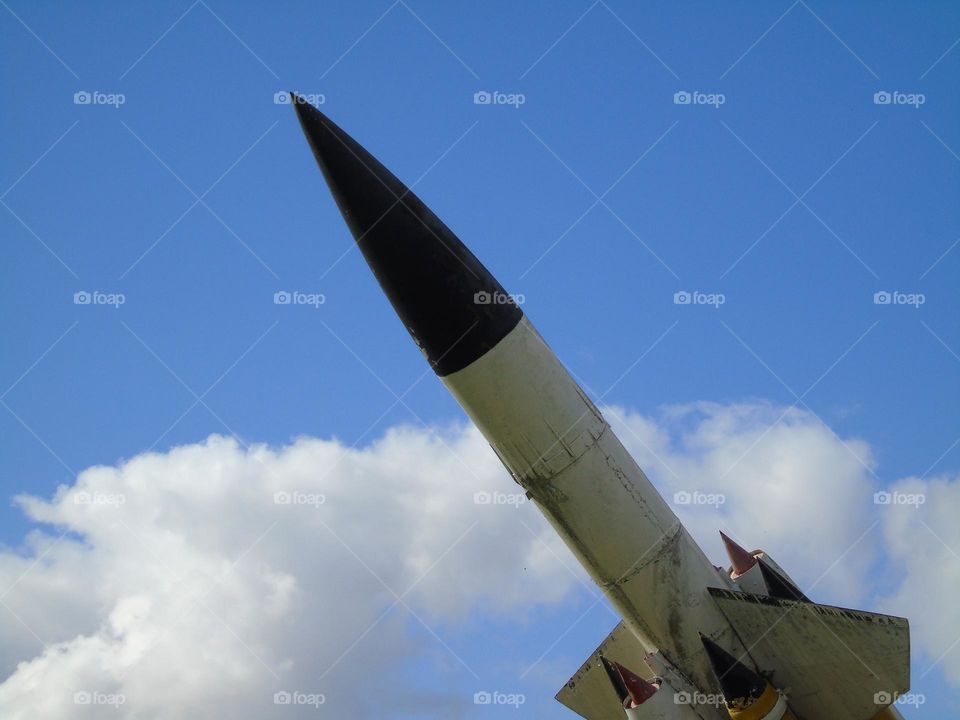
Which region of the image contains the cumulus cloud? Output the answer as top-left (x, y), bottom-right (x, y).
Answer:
top-left (877, 474), bottom-right (960, 686)
top-left (0, 402), bottom-right (957, 718)
top-left (0, 426), bottom-right (576, 718)
top-left (607, 401), bottom-right (878, 604)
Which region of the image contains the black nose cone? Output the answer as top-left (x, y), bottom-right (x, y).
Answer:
top-left (699, 635), bottom-right (767, 709)
top-left (293, 97), bottom-right (522, 376)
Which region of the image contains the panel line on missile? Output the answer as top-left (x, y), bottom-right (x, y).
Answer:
top-left (600, 522), bottom-right (684, 591)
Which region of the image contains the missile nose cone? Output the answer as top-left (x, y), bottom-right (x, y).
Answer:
top-left (699, 635), bottom-right (766, 710)
top-left (293, 99), bottom-right (523, 376)
top-left (599, 656), bottom-right (629, 704)
top-left (599, 656), bottom-right (659, 707)
top-left (618, 662), bottom-right (660, 707)
top-left (720, 531), bottom-right (758, 577)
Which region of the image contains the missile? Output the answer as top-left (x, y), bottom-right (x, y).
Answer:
top-left (720, 532), bottom-right (810, 602)
top-left (293, 98), bottom-right (745, 699)
top-left (700, 635), bottom-right (796, 720)
top-left (293, 100), bottom-right (912, 719)
top-left (720, 531), bottom-right (758, 579)
top-left (600, 655), bottom-right (702, 719)
top-left (600, 655), bottom-right (659, 707)
top-left (720, 531), bottom-right (769, 596)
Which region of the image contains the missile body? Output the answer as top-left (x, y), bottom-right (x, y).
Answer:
top-left (293, 102), bottom-right (743, 702)
top-left (439, 311), bottom-right (740, 693)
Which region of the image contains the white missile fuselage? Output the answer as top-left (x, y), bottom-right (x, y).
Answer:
top-left (442, 315), bottom-right (738, 698)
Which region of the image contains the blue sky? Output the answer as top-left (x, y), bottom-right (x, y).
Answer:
top-left (1, 1), bottom-right (958, 717)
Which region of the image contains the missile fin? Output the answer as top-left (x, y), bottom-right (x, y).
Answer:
top-left (758, 557), bottom-right (811, 603)
top-left (708, 587), bottom-right (910, 718)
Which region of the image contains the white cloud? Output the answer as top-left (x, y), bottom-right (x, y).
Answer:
top-left (0, 427), bottom-right (577, 718)
top-left (877, 474), bottom-right (960, 686)
top-left (606, 401), bottom-right (879, 604)
top-left (0, 402), bottom-right (957, 718)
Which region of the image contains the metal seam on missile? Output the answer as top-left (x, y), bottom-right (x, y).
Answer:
top-left (514, 419), bottom-right (609, 486)
top-left (600, 522), bottom-right (684, 591)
